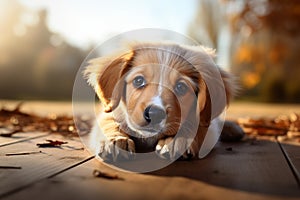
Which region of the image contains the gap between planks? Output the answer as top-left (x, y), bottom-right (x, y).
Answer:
top-left (0, 133), bottom-right (94, 199)
top-left (277, 137), bottom-right (300, 188)
top-left (0, 133), bottom-right (49, 147)
top-left (0, 156), bottom-right (95, 199)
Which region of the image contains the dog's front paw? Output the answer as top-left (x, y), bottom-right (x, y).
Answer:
top-left (98, 136), bottom-right (135, 162)
top-left (156, 137), bottom-right (196, 160)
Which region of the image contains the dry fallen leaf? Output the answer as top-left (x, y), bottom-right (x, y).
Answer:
top-left (5, 151), bottom-right (42, 156)
top-left (37, 139), bottom-right (68, 148)
top-left (0, 166), bottom-right (22, 169)
top-left (93, 169), bottom-right (124, 180)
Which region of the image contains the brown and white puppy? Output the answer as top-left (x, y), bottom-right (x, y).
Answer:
top-left (85, 42), bottom-right (236, 161)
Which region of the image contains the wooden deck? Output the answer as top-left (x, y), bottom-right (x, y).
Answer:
top-left (1, 101), bottom-right (300, 200)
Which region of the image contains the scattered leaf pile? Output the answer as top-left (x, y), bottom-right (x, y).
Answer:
top-left (237, 113), bottom-right (300, 138)
top-left (0, 103), bottom-right (92, 137)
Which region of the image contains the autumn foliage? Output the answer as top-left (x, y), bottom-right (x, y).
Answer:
top-left (229, 0), bottom-right (300, 102)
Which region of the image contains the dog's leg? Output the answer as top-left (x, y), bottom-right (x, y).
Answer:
top-left (92, 113), bottom-right (135, 161)
top-left (155, 136), bottom-right (196, 160)
top-left (155, 118), bottom-right (215, 160)
top-left (99, 131), bottom-right (135, 161)
top-left (155, 118), bottom-right (245, 160)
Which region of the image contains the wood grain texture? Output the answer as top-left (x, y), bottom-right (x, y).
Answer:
top-left (0, 134), bottom-right (91, 198)
top-left (5, 158), bottom-right (296, 200)
top-left (0, 132), bottom-right (48, 147)
top-left (1, 102), bottom-right (300, 200)
top-left (278, 136), bottom-right (300, 187)
top-left (5, 139), bottom-right (300, 200)
top-left (151, 138), bottom-right (300, 198)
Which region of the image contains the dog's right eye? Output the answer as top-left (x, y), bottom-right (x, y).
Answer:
top-left (133, 76), bottom-right (146, 89)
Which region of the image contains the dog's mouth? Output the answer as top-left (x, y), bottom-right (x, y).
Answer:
top-left (140, 127), bottom-right (159, 133)
top-left (140, 126), bottom-right (165, 135)
top-left (137, 129), bottom-right (162, 138)
top-left (134, 125), bottom-right (165, 137)
top-left (126, 118), bottom-right (165, 138)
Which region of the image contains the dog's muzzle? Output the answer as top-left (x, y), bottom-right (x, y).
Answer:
top-left (143, 105), bottom-right (166, 125)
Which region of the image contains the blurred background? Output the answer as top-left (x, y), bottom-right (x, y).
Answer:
top-left (0, 0), bottom-right (299, 103)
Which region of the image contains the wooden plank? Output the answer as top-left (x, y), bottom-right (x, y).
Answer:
top-left (0, 134), bottom-right (91, 198)
top-left (0, 132), bottom-right (49, 147)
top-left (1, 102), bottom-right (300, 199)
top-left (277, 136), bottom-right (300, 187)
top-left (5, 139), bottom-right (300, 200)
top-left (4, 158), bottom-right (295, 200)
top-left (151, 138), bottom-right (300, 198)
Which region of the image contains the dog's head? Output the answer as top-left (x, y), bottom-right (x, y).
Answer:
top-left (85, 42), bottom-right (236, 139)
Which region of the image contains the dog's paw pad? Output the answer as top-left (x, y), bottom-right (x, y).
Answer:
top-left (98, 136), bottom-right (135, 161)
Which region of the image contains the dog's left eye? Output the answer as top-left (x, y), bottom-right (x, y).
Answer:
top-left (133, 76), bottom-right (146, 88)
top-left (175, 81), bottom-right (188, 96)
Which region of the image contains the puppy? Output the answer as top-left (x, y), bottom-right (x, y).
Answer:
top-left (85, 42), bottom-right (237, 161)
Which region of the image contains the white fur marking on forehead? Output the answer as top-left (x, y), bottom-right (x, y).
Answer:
top-left (151, 96), bottom-right (164, 108)
top-left (157, 65), bottom-right (165, 97)
top-left (156, 46), bottom-right (174, 66)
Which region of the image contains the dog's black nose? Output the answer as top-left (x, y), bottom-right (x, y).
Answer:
top-left (144, 105), bottom-right (166, 124)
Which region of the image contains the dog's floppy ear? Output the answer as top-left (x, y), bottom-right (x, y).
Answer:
top-left (188, 46), bottom-right (236, 124)
top-left (196, 79), bottom-right (210, 126)
top-left (197, 67), bottom-right (236, 126)
top-left (84, 51), bottom-right (134, 112)
top-left (218, 66), bottom-right (236, 107)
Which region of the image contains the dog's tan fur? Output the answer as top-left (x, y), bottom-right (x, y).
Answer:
top-left (85, 42), bottom-right (236, 160)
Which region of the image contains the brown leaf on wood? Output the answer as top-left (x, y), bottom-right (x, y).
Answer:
top-left (0, 166), bottom-right (22, 169)
top-left (93, 169), bottom-right (124, 180)
top-left (6, 151), bottom-right (42, 156)
top-left (37, 139), bottom-right (68, 148)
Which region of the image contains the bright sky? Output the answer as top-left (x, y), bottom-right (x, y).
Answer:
top-left (19, 0), bottom-right (198, 49)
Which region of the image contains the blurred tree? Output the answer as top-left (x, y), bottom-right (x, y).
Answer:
top-left (230, 0), bottom-right (300, 102)
top-left (189, 0), bottom-right (300, 103)
top-left (0, 0), bottom-right (87, 100)
top-left (188, 0), bottom-right (225, 49)
top-left (0, 0), bottom-right (30, 98)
